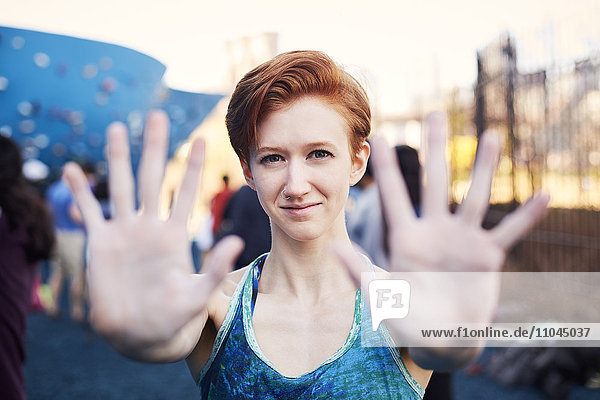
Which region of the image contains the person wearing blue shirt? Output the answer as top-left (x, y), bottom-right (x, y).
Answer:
top-left (46, 163), bottom-right (95, 321)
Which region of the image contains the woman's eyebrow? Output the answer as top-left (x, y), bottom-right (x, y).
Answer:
top-left (255, 146), bottom-right (283, 154)
top-left (256, 142), bottom-right (337, 154)
top-left (304, 141), bottom-right (337, 149)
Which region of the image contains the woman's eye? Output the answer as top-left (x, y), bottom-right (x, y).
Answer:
top-left (261, 154), bottom-right (282, 164)
top-left (311, 150), bottom-right (332, 159)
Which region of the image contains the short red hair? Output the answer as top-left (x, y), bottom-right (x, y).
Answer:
top-left (226, 50), bottom-right (371, 162)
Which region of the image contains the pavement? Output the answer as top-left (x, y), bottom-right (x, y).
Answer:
top-left (24, 312), bottom-right (600, 399)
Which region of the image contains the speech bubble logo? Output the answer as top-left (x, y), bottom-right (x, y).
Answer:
top-left (369, 279), bottom-right (411, 331)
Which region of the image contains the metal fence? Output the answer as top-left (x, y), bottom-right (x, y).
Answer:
top-left (474, 35), bottom-right (600, 209)
top-left (463, 33), bottom-right (600, 272)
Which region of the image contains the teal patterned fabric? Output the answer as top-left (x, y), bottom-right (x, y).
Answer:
top-left (197, 255), bottom-right (425, 399)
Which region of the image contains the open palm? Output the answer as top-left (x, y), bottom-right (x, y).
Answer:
top-left (336, 112), bottom-right (549, 362)
top-left (64, 111), bottom-right (242, 347)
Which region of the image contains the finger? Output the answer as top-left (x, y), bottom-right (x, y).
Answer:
top-left (490, 193), bottom-right (550, 250)
top-left (138, 110), bottom-right (169, 216)
top-left (107, 122), bottom-right (135, 218)
top-left (457, 131), bottom-right (501, 226)
top-left (422, 112), bottom-right (449, 217)
top-left (370, 137), bottom-right (417, 232)
top-left (330, 241), bottom-right (371, 288)
top-left (170, 138), bottom-right (205, 225)
top-left (196, 235), bottom-right (244, 290)
top-left (179, 235), bottom-right (244, 320)
top-left (63, 163), bottom-right (104, 230)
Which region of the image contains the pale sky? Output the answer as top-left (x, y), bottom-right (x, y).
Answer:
top-left (1, 0), bottom-right (599, 114)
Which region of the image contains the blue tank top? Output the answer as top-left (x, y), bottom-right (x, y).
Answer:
top-left (197, 254), bottom-right (425, 399)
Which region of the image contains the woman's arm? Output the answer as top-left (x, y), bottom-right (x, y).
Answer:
top-left (64, 111), bottom-right (243, 362)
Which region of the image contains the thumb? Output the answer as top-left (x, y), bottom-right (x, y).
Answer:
top-left (187, 235), bottom-right (244, 310)
top-left (179, 235), bottom-right (244, 322)
top-left (200, 235), bottom-right (245, 286)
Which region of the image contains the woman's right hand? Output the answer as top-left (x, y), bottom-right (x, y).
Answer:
top-left (64, 110), bottom-right (243, 353)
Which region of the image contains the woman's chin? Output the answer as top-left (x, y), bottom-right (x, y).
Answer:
top-left (279, 224), bottom-right (339, 243)
top-left (285, 230), bottom-right (322, 242)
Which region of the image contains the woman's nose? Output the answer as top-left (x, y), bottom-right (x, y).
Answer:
top-left (282, 162), bottom-right (311, 199)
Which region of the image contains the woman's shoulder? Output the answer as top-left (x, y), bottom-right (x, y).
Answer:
top-left (372, 264), bottom-right (388, 274)
top-left (218, 253), bottom-right (267, 299)
top-left (221, 266), bottom-right (250, 298)
top-left (208, 265), bottom-right (250, 329)
top-left (362, 255), bottom-right (390, 276)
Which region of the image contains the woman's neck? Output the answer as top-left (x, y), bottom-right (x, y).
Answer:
top-left (259, 217), bottom-right (356, 304)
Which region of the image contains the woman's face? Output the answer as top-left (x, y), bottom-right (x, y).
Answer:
top-left (243, 96), bottom-right (369, 242)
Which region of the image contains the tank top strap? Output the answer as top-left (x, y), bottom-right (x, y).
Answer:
top-left (358, 253), bottom-right (426, 398)
top-left (195, 254), bottom-right (265, 385)
top-left (251, 253), bottom-right (268, 316)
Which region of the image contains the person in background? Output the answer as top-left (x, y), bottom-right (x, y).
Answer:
top-left (0, 136), bottom-right (54, 400)
top-left (348, 144), bottom-right (423, 268)
top-left (191, 212), bottom-right (214, 273)
top-left (209, 175), bottom-right (233, 235)
top-left (394, 145), bottom-right (421, 216)
top-left (45, 162), bottom-right (95, 321)
top-left (92, 177), bottom-right (111, 220)
top-left (217, 185), bottom-right (271, 269)
top-left (346, 145), bottom-right (387, 267)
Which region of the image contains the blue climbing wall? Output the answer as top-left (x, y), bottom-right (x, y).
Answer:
top-left (0, 26), bottom-right (222, 178)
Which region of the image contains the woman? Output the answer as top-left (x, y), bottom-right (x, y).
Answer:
top-left (63, 51), bottom-right (549, 398)
top-left (0, 136), bottom-right (54, 400)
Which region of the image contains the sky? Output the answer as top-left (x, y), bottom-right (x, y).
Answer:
top-left (1, 0), bottom-right (599, 114)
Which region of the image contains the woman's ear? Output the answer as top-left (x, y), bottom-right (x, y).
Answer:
top-left (240, 159), bottom-right (256, 190)
top-left (350, 141), bottom-right (371, 186)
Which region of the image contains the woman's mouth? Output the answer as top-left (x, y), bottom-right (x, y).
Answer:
top-left (280, 203), bottom-right (321, 217)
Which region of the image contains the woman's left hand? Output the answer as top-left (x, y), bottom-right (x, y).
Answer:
top-left (334, 112), bottom-right (549, 369)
